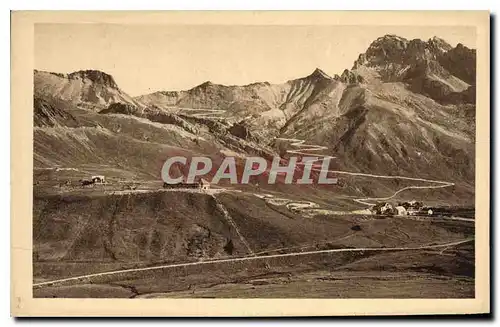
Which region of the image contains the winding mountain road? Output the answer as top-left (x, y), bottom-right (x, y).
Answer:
top-left (275, 137), bottom-right (455, 207)
top-left (164, 106), bottom-right (226, 118)
top-left (160, 108), bottom-right (455, 208)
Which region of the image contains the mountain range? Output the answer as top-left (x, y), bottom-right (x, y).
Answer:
top-left (33, 34), bottom-right (476, 198)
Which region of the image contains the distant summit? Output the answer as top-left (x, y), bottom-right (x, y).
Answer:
top-left (362, 34), bottom-right (462, 66)
top-left (427, 36), bottom-right (453, 53)
top-left (345, 34), bottom-right (476, 104)
top-left (34, 69), bottom-right (140, 110)
top-left (307, 68), bottom-right (333, 80)
top-left (68, 70), bottom-right (119, 89)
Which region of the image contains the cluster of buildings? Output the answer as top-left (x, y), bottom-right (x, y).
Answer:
top-left (79, 175), bottom-right (107, 186)
top-left (76, 174), bottom-right (212, 191)
top-left (372, 200), bottom-right (433, 216)
top-left (163, 177), bottom-right (210, 190)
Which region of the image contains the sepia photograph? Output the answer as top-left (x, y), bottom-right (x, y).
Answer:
top-left (11, 10), bottom-right (490, 316)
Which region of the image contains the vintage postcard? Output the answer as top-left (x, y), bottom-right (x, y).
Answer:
top-left (11, 11), bottom-right (490, 316)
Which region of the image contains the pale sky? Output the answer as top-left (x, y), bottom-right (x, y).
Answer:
top-left (35, 24), bottom-right (476, 96)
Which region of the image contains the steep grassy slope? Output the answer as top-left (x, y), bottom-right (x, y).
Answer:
top-left (33, 192), bottom-right (247, 264)
top-left (33, 191), bottom-right (471, 278)
top-left (33, 107), bottom-right (209, 179)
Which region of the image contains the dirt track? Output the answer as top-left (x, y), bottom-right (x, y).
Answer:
top-left (33, 238), bottom-right (473, 288)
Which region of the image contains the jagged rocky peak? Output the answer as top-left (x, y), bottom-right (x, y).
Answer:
top-left (361, 34), bottom-right (455, 66)
top-left (448, 42), bottom-right (476, 58)
top-left (456, 43), bottom-right (471, 51)
top-left (427, 36), bottom-right (453, 53)
top-left (336, 69), bottom-right (364, 84)
top-left (68, 70), bottom-right (119, 89)
top-left (353, 53), bottom-right (367, 69)
top-left (307, 68), bottom-right (333, 80)
top-left (364, 34), bottom-right (410, 63)
top-left (438, 42), bottom-right (476, 85)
